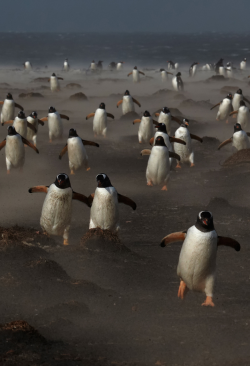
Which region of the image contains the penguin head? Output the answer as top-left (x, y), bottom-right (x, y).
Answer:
top-left (55, 173), bottom-right (71, 189)
top-left (227, 93), bottom-right (232, 100)
top-left (155, 123), bottom-right (167, 133)
top-left (240, 100), bottom-right (246, 107)
top-left (181, 118), bottom-right (189, 128)
top-left (196, 211), bottom-right (214, 232)
top-left (68, 128), bottom-right (78, 138)
top-left (51, 73), bottom-right (56, 77)
top-left (155, 136), bottom-right (166, 147)
top-left (6, 93), bottom-right (13, 100)
top-left (7, 126), bottom-right (17, 136)
top-left (244, 58), bottom-right (247, 61)
top-left (176, 72), bottom-right (181, 77)
top-left (124, 90), bottom-right (130, 96)
top-left (237, 89), bottom-right (242, 95)
top-left (134, 66), bottom-right (138, 70)
top-left (99, 102), bottom-right (105, 109)
top-left (96, 173), bottom-right (112, 188)
top-left (234, 123), bottom-right (242, 133)
top-left (65, 59), bottom-right (68, 61)
top-left (97, 60), bottom-right (103, 65)
top-left (162, 107), bottom-right (170, 114)
top-left (160, 68), bottom-right (165, 72)
top-left (143, 110), bottom-right (151, 117)
top-left (18, 111), bottom-right (25, 119)
top-left (30, 111), bottom-right (37, 118)
top-left (49, 106), bottom-right (56, 113)
top-left (92, 60), bottom-right (95, 63)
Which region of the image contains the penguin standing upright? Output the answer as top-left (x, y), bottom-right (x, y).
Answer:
top-left (86, 103), bottom-right (114, 137)
top-left (59, 128), bottom-right (99, 175)
top-left (109, 62), bottom-right (117, 70)
top-left (28, 174), bottom-right (90, 245)
top-left (63, 59), bottom-right (70, 71)
top-left (117, 61), bottom-right (124, 70)
top-left (88, 173), bottom-right (136, 232)
top-left (172, 72), bottom-right (184, 91)
top-left (26, 111), bottom-right (44, 147)
top-left (0, 126), bottom-right (39, 173)
top-left (211, 93), bottom-right (233, 123)
top-left (155, 107), bottom-right (181, 135)
top-left (230, 100), bottom-right (250, 130)
top-left (168, 61), bottom-right (178, 70)
top-left (218, 123), bottom-right (250, 151)
top-left (0, 93), bottom-right (23, 125)
top-left (141, 136), bottom-right (180, 191)
top-left (232, 89), bottom-right (250, 111)
top-left (240, 58), bottom-right (247, 70)
top-left (40, 106), bottom-right (69, 142)
top-left (160, 68), bottom-right (173, 82)
top-left (189, 62), bottom-right (198, 77)
top-left (97, 61), bottom-right (103, 71)
top-left (2, 111), bottom-right (37, 139)
top-left (214, 58), bottom-right (224, 75)
top-left (173, 119), bottom-right (203, 168)
top-left (133, 111), bottom-right (154, 143)
top-left (49, 73), bottom-right (63, 92)
top-left (127, 66), bottom-right (145, 83)
top-left (226, 62), bottom-right (233, 78)
top-left (160, 211), bottom-right (240, 307)
top-left (90, 60), bottom-right (96, 71)
top-left (24, 61), bottom-right (32, 70)
top-left (117, 90), bottom-right (141, 115)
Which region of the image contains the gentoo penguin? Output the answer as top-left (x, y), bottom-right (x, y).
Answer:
top-left (173, 119), bottom-right (203, 168)
top-left (214, 58), bottom-right (224, 75)
top-left (97, 61), bottom-right (103, 71)
top-left (211, 93), bottom-right (233, 123)
top-left (117, 61), bottom-right (124, 70)
top-left (63, 59), bottom-right (70, 71)
top-left (86, 102), bottom-right (114, 137)
top-left (160, 211), bottom-right (240, 307)
top-left (0, 126), bottom-right (39, 174)
top-left (218, 123), bottom-right (250, 151)
top-left (0, 93), bottom-right (23, 125)
top-left (90, 60), bottom-right (96, 71)
top-left (127, 66), bottom-right (145, 83)
top-left (88, 173), bottom-right (136, 232)
top-left (226, 62), bottom-right (233, 78)
top-left (172, 72), bottom-right (184, 92)
top-left (189, 62), bottom-right (198, 77)
top-left (141, 136), bottom-right (180, 191)
top-left (155, 107), bottom-right (181, 135)
top-left (49, 73), bottom-right (63, 92)
top-left (24, 61), bottom-right (32, 70)
top-left (232, 89), bottom-right (250, 111)
top-left (109, 62), bottom-right (117, 70)
top-left (168, 61), bottom-right (178, 70)
top-left (117, 90), bottom-right (141, 115)
top-left (2, 111), bottom-right (37, 139)
top-left (240, 58), bottom-right (247, 70)
top-left (133, 110), bottom-right (155, 144)
top-left (26, 111), bottom-right (45, 147)
top-left (40, 106), bottom-right (69, 142)
top-left (28, 173), bottom-right (90, 245)
top-left (160, 68), bottom-right (173, 82)
top-left (230, 100), bottom-right (250, 130)
top-left (59, 128), bottom-right (99, 175)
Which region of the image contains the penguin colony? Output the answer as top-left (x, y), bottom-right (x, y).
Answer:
top-left (3, 56), bottom-right (250, 308)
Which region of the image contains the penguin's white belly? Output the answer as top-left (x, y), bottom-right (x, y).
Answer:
top-left (177, 226), bottom-right (218, 294)
top-left (190, 65), bottom-right (197, 77)
top-left (232, 95), bottom-right (242, 111)
top-left (219, 67), bottom-right (225, 76)
top-left (153, 131), bottom-right (173, 165)
top-left (226, 67), bottom-right (233, 78)
top-left (93, 109), bottom-right (107, 136)
top-left (89, 187), bottom-right (119, 231)
top-left (91, 63), bottom-right (96, 70)
top-left (1, 100), bottom-right (15, 123)
top-left (13, 119), bottom-right (27, 138)
top-left (64, 62), bottom-right (69, 71)
top-left (240, 61), bottom-right (246, 70)
top-left (48, 113), bottom-right (63, 139)
top-left (161, 71), bottom-right (167, 81)
top-left (158, 112), bottom-right (171, 135)
top-left (217, 100), bottom-right (231, 120)
top-left (138, 117), bottom-right (154, 143)
top-left (237, 108), bottom-right (250, 130)
top-left (174, 129), bottom-right (192, 163)
top-left (146, 146), bottom-right (170, 185)
top-left (68, 137), bottom-right (87, 170)
top-left (26, 117), bottom-right (38, 140)
top-left (5, 135), bottom-right (25, 168)
top-left (117, 63), bottom-right (123, 70)
top-left (232, 131), bottom-right (250, 150)
top-left (50, 77), bottom-right (59, 91)
top-left (133, 70), bottom-right (140, 82)
top-left (25, 62), bottom-right (32, 69)
top-left (122, 96), bottom-right (134, 115)
top-left (40, 185), bottom-right (72, 236)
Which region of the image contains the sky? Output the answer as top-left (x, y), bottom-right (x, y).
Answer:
top-left (1, 0), bottom-right (250, 33)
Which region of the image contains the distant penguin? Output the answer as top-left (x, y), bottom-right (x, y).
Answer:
top-left (232, 89), bottom-right (250, 111)
top-left (173, 119), bottom-right (203, 168)
top-left (63, 59), bottom-right (70, 71)
top-left (86, 102), bottom-right (114, 137)
top-left (117, 61), bottom-right (124, 70)
top-left (0, 93), bottom-right (23, 125)
top-left (8, 110), bottom-right (37, 140)
top-left (226, 62), bottom-right (233, 78)
top-left (40, 106), bottom-right (69, 142)
top-left (168, 61), bottom-right (178, 70)
top-left (240, 58), bottom-right (247, 70)
top-left (133, 110), bottom-right (154, 143)
top-left (59, 128), bottom-right (99, 175)
top-left (230, 100), bottom-right (250, 130)
top-left (189, 62), bottom-right (198, 77)
top-left (214, 58), bottom-right (224, 75)
top-left (97, 61), bottom-right (103, 71)
top-left (211, 93), bottom-right (233, 123)
top-left (155, 107), bottom-right (182, 135)
top-left (28, 173), bottom-right (90, 245)
top-left (172, 72), bottom-right (184, 91)
top-left (26, 111), bottom-right (45, 147)
top-left (24, 61), bottom-right (32, 70)
top-left (218, 123), bottom-right (250, 151)
top-left (90, 60), bottom-right (96, 71)
top-left (109, 62), bottom-right (117, 70)
top-left (88, 173), bottom-right (136, 232)
top-left (160, 211), bottom-right (240, 307)
top-left (0, 126), bottom-right (39, 174)
top-left (141, 136), bottom-right (180, 191)
top-left (160, 68), bottom-right (173, 82)
top-left (127, 66), bottom-right (145, 83)
top-left (49, 73), bottom-right (63, 92)
top-left (117, 90), bottom-right (141, 115)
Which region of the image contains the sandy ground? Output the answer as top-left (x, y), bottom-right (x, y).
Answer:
top-left (0, 67), bottom-right (250, 365)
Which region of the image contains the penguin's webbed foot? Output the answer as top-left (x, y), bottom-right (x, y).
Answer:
top-left (63, 239), bottom-right (69, 246)
top-left (178, 280), bottom-right (188, 300)
top-left (226, 120), bottom-right (229, 124)
top-left (147, 181), bottom-right (153, 187)
top-left (70, 170), bottom-right (75, 175)
top-left (86, 167), bottom-right (91, 171)
top-left (202, 296), bottom-right (215, 307)
top-left (7, 170), bottom-right (10, 174)
top-left (190, 163), bottom-right (195, 168)
top-left (161, 185), bottom-right (168, 191)
top-left (176, 162), bottom-right (181, 169)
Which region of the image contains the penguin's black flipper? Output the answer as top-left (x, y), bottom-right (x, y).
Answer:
top-left (160, 232), bottom-right (186, 247)
top-left (141, 149), bottom-right (151, 156)
top-left (190, 134), bottom-right (203, 143)
top-left (243, 96), bottom-right (250, 105)
top-left (38, 119), bottom-right (45, 126)
top-left (28, 186), bottom-right (48, 194)
top-left (149, 137), bottom-right (154, 146)
top-left (170, 137), bottom-right (186, 145)
top-left (210, 102), bottom-right (221, 110)
top-left (21, 137), bottom-right (39, 153)
top-left (117, 100), bottom-right (123, 108)
top-left (0, 139), bottom-right (6, 150)
top-left (87, 193), bottom-right (95, 207)
top-left (132, 97), bottom-right (141, 107)
top-left (127, 72), bottom-right (132, 77)
top-left (72, 192), bottom-right (91, 207)
top-left (82, 140), bottom-right (99, 147)
top-left (60, 114), bottom-right (69, 120)
top-left (169, 151), bottom-right (181, 161)
top-left (2, 120), bottom-right (13, 126)
top-left (118, 194), bottom-right (136, 210)
top-left (40, 117), bottom-right (48, 122)
top-left (217, 236), bottom-right (241, 251)
top-left (58, 77), bottom-right (64, 80)
top-left (133, 119), bottom-right (141, 124)
top-left (139, 71), bottom-right (145, 75)
top-left (14, 102), bottom-right (24, 111)
top-left (217, 138), bottom-right (232, 150)
top-left (27, 122), bottom-right (37, 133)
top-left (86, 113), bottom-right (95, 120)
top-left (107, 113), bottom-right (115, 119)
top-left (59, 144), bottom-right (68, 159)
top-left (171, 116), bottom-right (182, 125)
top-left (0, 101), bottom-right (4, 105)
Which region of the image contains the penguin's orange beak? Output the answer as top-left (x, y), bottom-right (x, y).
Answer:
top-left (203, 218), bottom-right (208, 225)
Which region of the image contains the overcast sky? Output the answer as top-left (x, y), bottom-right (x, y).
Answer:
top-left (1, 0), bottom-right (249, 33)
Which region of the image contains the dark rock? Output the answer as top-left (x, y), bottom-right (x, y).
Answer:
top-left (69, 92), bottom-right (88, 101)
top-left (152, 89), bottom-right (176, 97)
top-left (19, 92), bottom-right (44, 98)
top-left (65, 83), bottom-right (82, 89)
top-left (223, 148), bottom-right (250, 166)
top-left (206, 75), bottom-right (226, 82)
top-left (33, 77), bottom-right (49, 82)
top-left (220, 86), bottom-right (239, 94)
top-left (179, 99), bottom-right (213, 109)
